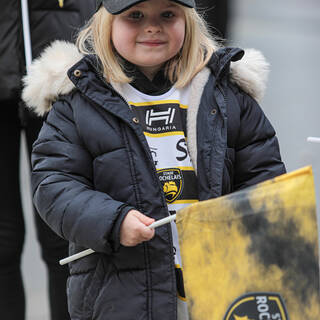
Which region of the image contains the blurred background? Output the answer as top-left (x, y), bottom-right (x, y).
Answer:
top-left (20, 0), bottom-right (320, 318)
top-left (229, 0), bottom-right (320, 230)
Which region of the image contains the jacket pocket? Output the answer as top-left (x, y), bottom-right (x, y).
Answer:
top-left (67, 256), bottom-right (105, 320)
top-left (222, 147), bottom-right (235, 195)
top-left (82, 257), bottom-right (106, 319)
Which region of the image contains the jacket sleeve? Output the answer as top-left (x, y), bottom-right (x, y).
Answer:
top-left (233, 91), bottom-right (286, 190)
top-left (31, 98), bottom-right (133, 254)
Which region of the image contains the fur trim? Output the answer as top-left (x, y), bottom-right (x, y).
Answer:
top-left (22, 40), bottom-right (83, 116)
top-left (230, 48), bottom-right (270, 103)
top-left (22, 41), bottom-right (269, 116)
top-left (187, 68), bottom-right (211, 173)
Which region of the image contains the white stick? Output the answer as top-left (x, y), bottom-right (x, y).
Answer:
top-left (307, 137), bottom-right (320, 143)
top-left (59, 214), bottom-right (177, 265)
top-left (59, 248), bottom-right (95, 265)
top-left (21, 0), bottom-right (32, 71)
top-left (149, 214), bottom-right (176, 229)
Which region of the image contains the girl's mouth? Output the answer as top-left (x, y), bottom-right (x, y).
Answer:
top-left (138, 41), bottom-right (166, 47)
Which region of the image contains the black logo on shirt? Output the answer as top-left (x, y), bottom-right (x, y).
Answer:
top-left (150, 147), bottom-right (158, 166)
top-left (224, 293), bottom-right (289, 320)
top-left (146, 108), bottom-right (176, 126)
top-left (157, 168), bottom-right (183, 203)
top-left (176, 138), bottom-right (188, 161)
top-left (131, 103), bottom-right (185, 134)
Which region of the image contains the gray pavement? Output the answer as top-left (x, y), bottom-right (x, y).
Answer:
top-left (21, 133), bottom-right (49, 320)
top-left (20, 0), bottom-right (320, 318)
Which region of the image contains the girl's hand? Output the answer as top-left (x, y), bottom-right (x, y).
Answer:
top-left (120, 210), bottom-right (155, 246)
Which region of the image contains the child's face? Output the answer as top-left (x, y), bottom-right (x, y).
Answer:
top-left (111, 0), bottom-right (186, 80)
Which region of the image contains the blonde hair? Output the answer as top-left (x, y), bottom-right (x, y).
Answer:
top-left (76, 5), bottom-right (220, 87)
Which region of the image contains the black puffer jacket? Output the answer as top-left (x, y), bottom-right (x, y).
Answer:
top-left (22, 42), bottom-right (285, 320)
top-left (0, 0), bottom-right (95, 101)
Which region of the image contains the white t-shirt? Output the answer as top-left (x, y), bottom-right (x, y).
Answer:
top-left (121, 83), bottom-right (199, 319)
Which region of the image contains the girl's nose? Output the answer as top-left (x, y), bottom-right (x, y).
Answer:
top-left (144, 20), bottom-right (162, 33)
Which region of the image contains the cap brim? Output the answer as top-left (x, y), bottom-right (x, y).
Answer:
top-left (102, 0), bottom-right (195, 15)
top-left (172, 0), bottom-right (195, 8)
top-left (102, 0), bottom-right (146, 15)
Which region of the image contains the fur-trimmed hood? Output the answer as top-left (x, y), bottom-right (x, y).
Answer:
top-left (22, 40), bottom-right (270, 116)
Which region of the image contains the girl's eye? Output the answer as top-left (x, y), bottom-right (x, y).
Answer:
top-left (128, 11), bottom-right (144, 20)
top-left (161, 11), bottom-right (175, 19)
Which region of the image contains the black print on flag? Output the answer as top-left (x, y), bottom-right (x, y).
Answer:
top-left (224, 293), bottom-right (289, 320)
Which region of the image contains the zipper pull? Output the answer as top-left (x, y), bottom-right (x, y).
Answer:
top-left (58, 0), bottom-right (64, 8)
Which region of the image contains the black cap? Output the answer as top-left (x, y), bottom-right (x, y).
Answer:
top-left (96, 0), bottom-right (195, 15)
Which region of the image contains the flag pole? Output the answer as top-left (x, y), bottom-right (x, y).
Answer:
top-left (21, 0), bottom-right (32, 71)
top-left (307, 137), bottom-right (320, 143)
top-left (59, 214), bottom-right (177, 265)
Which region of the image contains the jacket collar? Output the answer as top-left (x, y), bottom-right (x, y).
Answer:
top-left (122, 59), bottom-right (173, 96)
top-left (208, 47), bottom-right (245, 80)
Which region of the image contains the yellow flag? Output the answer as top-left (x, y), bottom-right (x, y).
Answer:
top-left (177, 166), bottom-right (320, 320)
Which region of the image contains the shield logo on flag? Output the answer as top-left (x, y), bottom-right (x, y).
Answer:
top-left (157, 168), bottom-right (183, 203)
top-left (224, 292), bottom-right (289, 320)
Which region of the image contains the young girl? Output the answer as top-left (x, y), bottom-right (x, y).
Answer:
top-left (22, 0), bottom-right (286, 319)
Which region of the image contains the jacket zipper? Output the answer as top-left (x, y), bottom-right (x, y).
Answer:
top-left (217, 82), bottom-right (227, 112)
top-left (106, 79), bottom-right (177, 320)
